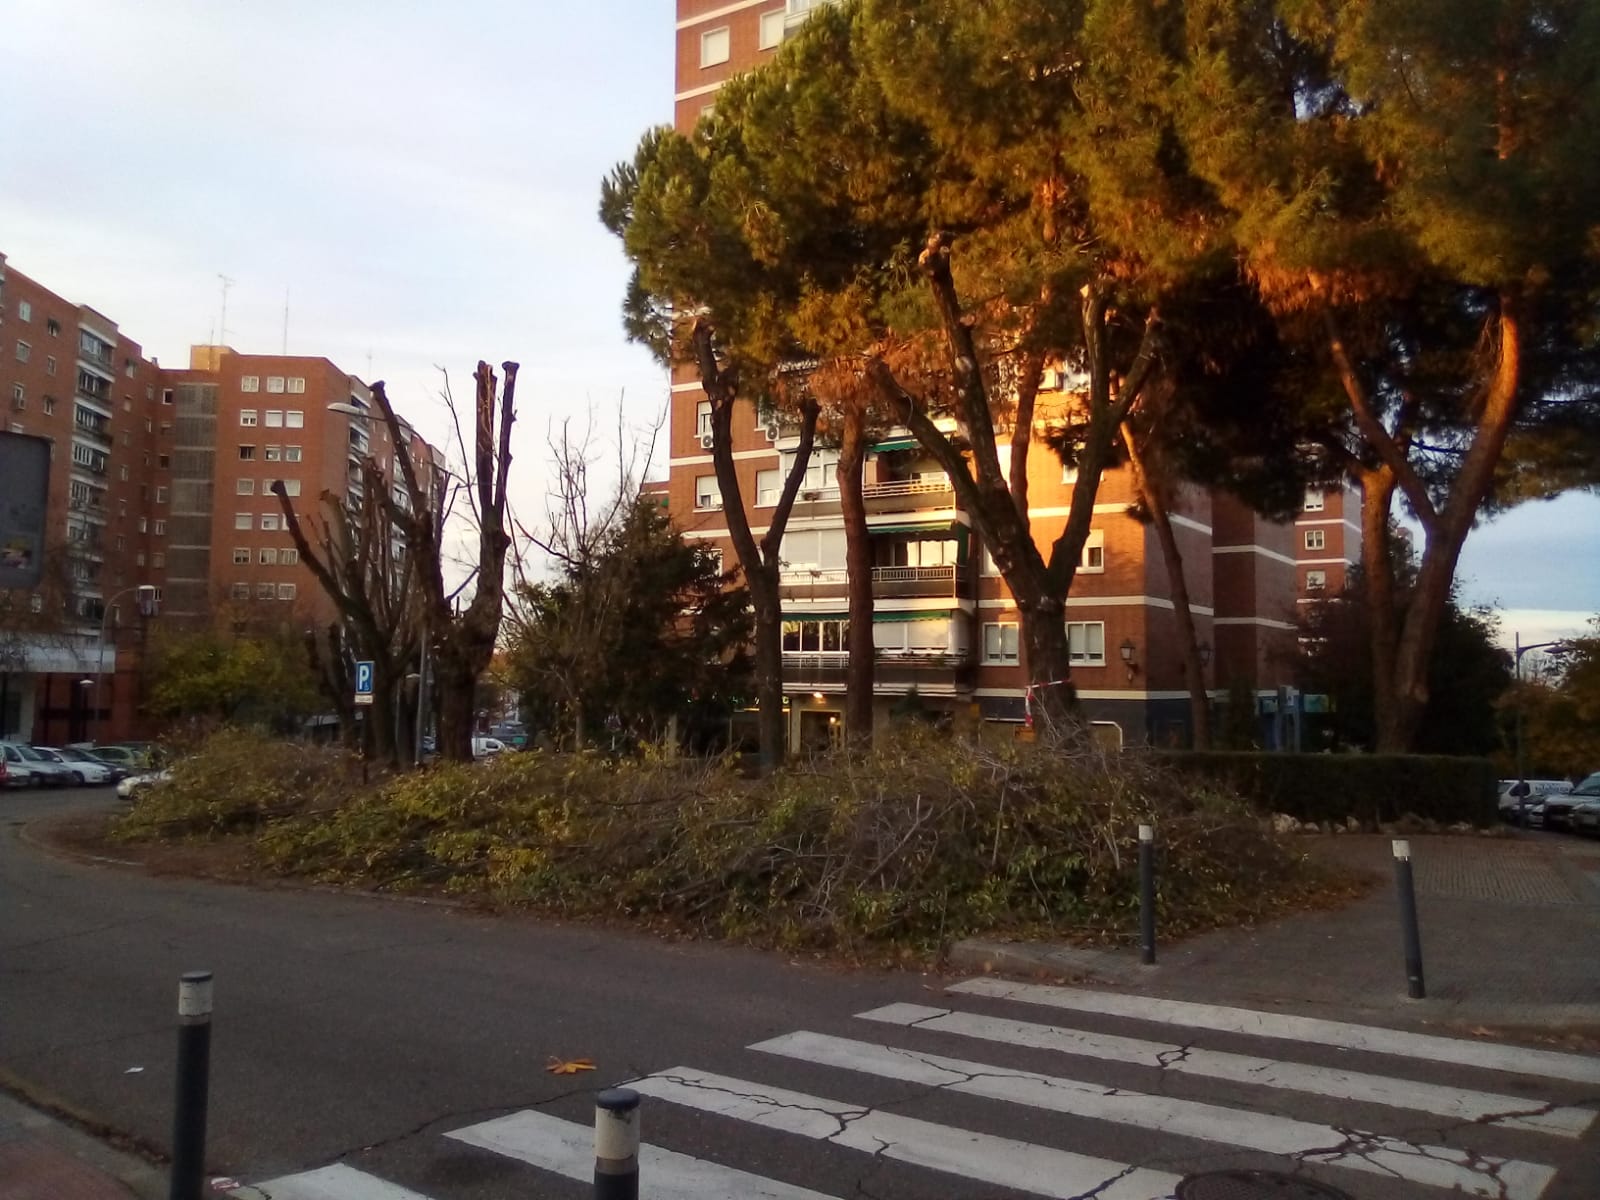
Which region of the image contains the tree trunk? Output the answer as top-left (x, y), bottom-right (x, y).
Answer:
top-left (1357, 469), bottom-right (1404, 752)
top-left (1122, 423), bottom-right (1210, 748)
top-left (748, 563), bottom-right (787, 769)
top-left (433, 654), bottom-right (477, 763)
top-left (837, 403), bottom-right (874, 745)
top-left (1018, 593), bottom-right (1075, 729)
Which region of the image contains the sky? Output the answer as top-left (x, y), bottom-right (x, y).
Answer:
top-left (1, 0), bottom-right (1594, 648)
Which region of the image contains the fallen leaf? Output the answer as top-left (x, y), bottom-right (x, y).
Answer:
top-left (546, 1056), bottom-right (596, 1075)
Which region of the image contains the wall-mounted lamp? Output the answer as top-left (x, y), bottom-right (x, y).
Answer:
top-left (1120, 637), bottom-right (1139, 683)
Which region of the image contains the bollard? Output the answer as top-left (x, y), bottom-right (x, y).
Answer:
top-left (1392, 840), bottom-right (1426, 999)
top-left (169, 971), bottom-right (213, 1200)
top-left (1138, 824), bottom-right (1156, 966)
top-left (594, 1088), bottom-right (640, 1200)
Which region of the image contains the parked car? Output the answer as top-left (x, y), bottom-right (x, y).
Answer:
top-left (1, 743), bottom-right (45, 789)
top-left (80, 745), bottom-right (145, 772)
top-left (32, 746), bottom-right (114, 786)
top-left (1497, 778), bottom-right (1572, 825)
top-left (471, 736), bottom-right (507, 760)
top-left (60, 746), bottom-right (128, 782)
top-left (7, 743), bottom-right (74, 787)
top-left (1572, 798), bottom-right (1600, 836)
top-left (1544, 772), bottom-right (1600, 832)
top-left (116, 769), bottom-right (173, 800)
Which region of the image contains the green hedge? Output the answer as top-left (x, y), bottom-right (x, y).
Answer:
top-left (1157, 751), bottom-right (1498, 828)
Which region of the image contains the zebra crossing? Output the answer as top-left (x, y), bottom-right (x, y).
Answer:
top-left (253, 981), bottom-right (1599, 1200)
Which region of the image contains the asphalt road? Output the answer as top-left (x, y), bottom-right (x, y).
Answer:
top-left (4, 786), bottom-right (1598, 1200)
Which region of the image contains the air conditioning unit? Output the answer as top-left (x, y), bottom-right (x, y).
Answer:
top-left (698, 431), bottom-right (715, 450)
top-left (801, 489), bottom-right (820, 501)
top-left (764, 421), bottom-right (782, 442)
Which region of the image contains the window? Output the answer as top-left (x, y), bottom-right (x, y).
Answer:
top-left (155, 485), bottom-right (169, 503)
top-left (755, 468), bottom-right (781, 507)
top-left (759, 9), bottom-right (786, 48)
top-left (42, 395), bottom-right (55, 415)
top-left (273, 478), bottom-right (302, 497)
top-left (152, 552), bottom-right (164, 568)
top-left (162, 388), bottom-right (174, 405)
top-left (257, 582), bottom-right (275, 599)
top-left (695, 475), bottom-right (722, 510)
top-left (144, 417), bottom-right (153, 433)
top-left (153, 519), bottom-right (166, 535)
top-left (285, 410), bottom-right (304, 428)
top-left (259, 548), bottom-right (278, 565)
top-left (239, 445), bottom-right (256, 460)
top-left (237, 479), bottom-right (255, 495)
top-left (260, 513), bottom-right (280, 531)
top-left (264, 410), bottom-right (284, 427)
top-left (286, 377), bottom-right (305, 394)
top-left (1306, 569), bottom-right (1327, 591)
top-left (15, 340), bottom-right (29, 363)
top-left (158, 454), bottom-right (170, 469)
top-left (981, 545), bottom-right (1000, 576)
top-left (696, 400), bottom-right (714, 438)
top-left (45, 355), bottom-right (55, 376)
top-left (1062, 462), bottom-right (1079, 485)
top-left (232, 582), bottom-right (251, 600)
top-left (276, 583), bottom-right (296, 601)
top-left (983, 622), bottom-right (1020, 664)
top-left (266, 376), bottom-right (285, 393)
top-left (235, 513), bottom-right (253, 530)
top-left (1303, 489), bottom-right (1325, 512)
top-left (781, 528), bottom-right (846, 571)
top-left (782, 618), bottom-right (851, 654)
top-left (233, 548), bottom-right (251, 565)
top-left (783, 447), bottom-right (840, 494)
top-left (11, 383), bottom-right (23, 409)
top-left (700, 26), bottom-right (730, 67)
top-left (17, 300), bottom-right (31, 322)
top-left (240, 409), bottom-right (258, 427)
top-left (284, 445), bottom-right (302, 462)
top-left (135, 551), bottom-right (145, 566)
top-left (264, 445), bottom-right (281, 461)
top-left (240, 375), bottom-right (260, 393)
top-left (281, 547), bottom-right (299, 565)
top-left (1305, 529), bottom-right (1326, 551)
top-left (138, 517), bottom-right (148, 533)
top-left (1067, 621), bottom-right (1106, 666)
top-left (1080, 530), bottom-right (1105, 573)
top-left (47, 318), bottom-right (61, 336)
top-left (119, 465), bottom-right (129, 481)
top-left (124, 359), bottom-right (135, 378)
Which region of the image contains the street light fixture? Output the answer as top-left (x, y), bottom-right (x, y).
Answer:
top-left (89, 583), bottom-right (157, 746)
top-left (1513, 633), bottom-right (1570, 787)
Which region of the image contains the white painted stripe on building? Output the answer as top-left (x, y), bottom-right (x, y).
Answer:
top-left (253, 1163), bottom-right (433, 1200)
top-left (1169, 512), bottom-right (1214, 535)
top-left (754, 1031), bottom-right (1557, 1198)
top-left (671, 380), bottom-right (705, 392)
top-left (676, 0), bottom-right (774, 31)
top-left (1295, 516), bottom-right (1361, 531)
top-left (949, 980), bottom-right (1600, 1086)
top-left (447, 1110), bottom-right (840, 1200)
top-left (859, 1003), bottom-right (1594, 1138)
top-left (1022, 503), bottom-right (1144, 518)
top-left (1300, 555), bottom-right (1358, 566)
top-left (1212, 543), bottom-right (1299, 566)
top-left (1213, 616), bottom-right (1298, 630)
top-left (669, 448), bottom-right (780, 467)
top-left (674, 80), bottom-right (726, 103)
top-left (630, 1068), bottom-right (1181, 1200)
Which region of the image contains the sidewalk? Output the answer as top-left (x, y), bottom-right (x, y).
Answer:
top-left (0, 1089), bottom-right (162, 1200)
top-left (951, 831), bottom-right (1600, 1035)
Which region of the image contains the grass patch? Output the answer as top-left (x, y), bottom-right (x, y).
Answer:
top-left (114, 727), bottom-right (1358, 957)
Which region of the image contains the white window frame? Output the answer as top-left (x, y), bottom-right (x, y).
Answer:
top-left (982, 621), bottom-right (1020, 665)
top-left (1305, 529), bottom-right (1326, 551)
top-left (755, 468), bottom-right (781, 507)
top-left (264, 410), bottom-right (284, 428)
top-left (241, 375), bottom-right (260, 393)
top-left (236, 478), bottom-right (255, 495)
top-left (1067, 621), bottom-right (1106, 667)
top-left (15, 340), bottom-right (30, 363)
top-left (235, 513), bottom-right (254, 530)
top-left (285, 445), bottom-right (302, 462)
top-left (1306, 569), bottom-right (1327, 591)
top-left (153, 519), bottom-right (166, 535)
top-left (700, 26), bottom-right (731, 67)
top-left (276, 583), bottom-right (296, 600)
top-left (240, 409), bottom-right (258, 427)
top-left (260, 513), bottom-right (281, 531)
top-left (266, 376), bottom-right (286, 394)
top-left (259, 548), bottom-right (278, 565)
top-left (17, 300), bottom-right (31, 322)
top-left (45, 355), bottom-right (56, 376)
top-left (285, 410), bottom-right (304, 428)
top-left (274, 478), bottom-right (301, 497)
top-left (239, 445), bottom-right (256, 460)
top-left (256, 582), bottom-right (275, 599)
top-left (1303, 488), bottom-right (1325, 512)
top-left (154, 485), bottom-right (168, 502)
top-left (694, 475), bottom-right (722, 511)
top-left (286, 377), bottom-right (305, 394)
top-left (759, 9), bottom-right (786, 49)
top-left (1080, 529), bottom-right (1105, 574)
top-left (231, 582), bottom-right (251, 601)
top-left (696, 400), bottom-right (714, 437)
top-left (280, 548), bottom-right (299, 565)
top-left (264, 445), bottom-right (281, 461)
top-left (232, 547), bottom-right (251, 565)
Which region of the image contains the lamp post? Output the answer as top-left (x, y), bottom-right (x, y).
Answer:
top-left (1513, 633), bottom-right (1570, 786)
top-left (90, 583), bottom-right (157, 745)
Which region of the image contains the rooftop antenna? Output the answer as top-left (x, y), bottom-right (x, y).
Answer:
top-left (217, 274), bottom-right (234, 346)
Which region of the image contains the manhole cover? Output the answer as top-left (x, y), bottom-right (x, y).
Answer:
top-left (1175, 1170), bottom-right (1353, 1200)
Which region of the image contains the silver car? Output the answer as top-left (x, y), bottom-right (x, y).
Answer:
top-left (1, 743), bottom-right (44, 788)
top-left (34, 746), bottom-right (115, 786)
top-left (10, 743), bottom-right (73, 787)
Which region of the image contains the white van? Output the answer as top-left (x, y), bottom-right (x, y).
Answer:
top-left (1497, 778), bottom-right (1571, 824)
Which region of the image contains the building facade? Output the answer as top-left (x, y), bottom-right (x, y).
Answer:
top-left (1295, 482), bottom-right (1363, 601)
top-left (0, 253), bottom-right (432, 745)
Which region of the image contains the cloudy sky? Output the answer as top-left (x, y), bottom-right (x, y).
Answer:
top-left (2, 0), bottom-right (1594, 646)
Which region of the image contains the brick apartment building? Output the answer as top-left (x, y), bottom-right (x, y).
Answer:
top-left (664, 0), bottom-right (1307, 750)
top-left (1296, 482), bottom-right (1363, 601)
top-left (0, 252), bottom-right (433, 746)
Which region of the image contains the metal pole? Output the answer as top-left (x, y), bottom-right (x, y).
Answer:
top-left (1392, 840), bottom-right (1426, 999)
top-left (414, 621), bottom-right (426, 765)
top-left (1138, 824), bottom-right (1156, 966)
top-left (594, 1087), bottom-right (640, 1200)
top-left (168, 971), bottom-right (213, 1200)
top-left (1514, 632), bottom-right (1527, 788)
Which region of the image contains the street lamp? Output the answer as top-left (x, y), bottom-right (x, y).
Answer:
top-left (1513, 633), bottom-right (1570, 787)
top-left (90, 583), bottom-right (157, 746)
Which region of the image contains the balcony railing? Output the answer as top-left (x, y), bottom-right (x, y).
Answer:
top-left (862, 474), bottom-right (954, 513)
top-left (779, 563), bottom-right (968, 601)
top-left (783, 648), bottom-right (974, 686)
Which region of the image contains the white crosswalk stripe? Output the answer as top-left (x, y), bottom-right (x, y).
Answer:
top-left (753, 1029), bottom-right (1555, 1200)
top-left (249, 985), bottom-right (1595, 1200)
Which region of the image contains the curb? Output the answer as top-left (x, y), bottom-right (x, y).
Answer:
top-left (0, 1075), bottom-right (167, 1200)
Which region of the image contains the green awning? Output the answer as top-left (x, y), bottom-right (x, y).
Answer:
top-left (869, 437), bottom-right (918, 453)
top-left (782, 612), bottom-right (848, 621)
top-left (870, 521), bottom-right (958, 537)
top-left (874, 609), bottom-right (955, 623)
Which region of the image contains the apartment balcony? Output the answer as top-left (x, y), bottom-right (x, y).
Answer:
top-left (861, 474), bottom-right (954, 514)
top-left (779, 563), bottom-right (969, 603)
top-left (73, 421), bottom-right (114, 449)
top-left (782, 648), bottom-right (975, 692)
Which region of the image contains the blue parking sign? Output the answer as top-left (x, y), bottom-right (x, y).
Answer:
top-left (355, 660), bottom-right (375, 706)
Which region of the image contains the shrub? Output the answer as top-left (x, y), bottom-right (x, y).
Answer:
top-left (253, 728), bottom-right (1351, 954)
top-left (1158, 751), bottom-right (1498, 828)
top-left (112, 728), bottom-right (360, 841)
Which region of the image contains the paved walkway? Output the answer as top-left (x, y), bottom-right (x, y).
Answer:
top-left (0, 1090), bottom-right (159, 1200)
top-left (951, 830), bottom-right (1600, 1033)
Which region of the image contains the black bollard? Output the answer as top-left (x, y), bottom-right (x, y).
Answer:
top-left (594, 1087), bottom-right (640, 1200)
top-left (1392, 840), bottom-right (1426, 999)
top-left (1138, 823), bottom-right (1156, 966)
top-left (168, 971), bottom-right (213, 1200)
